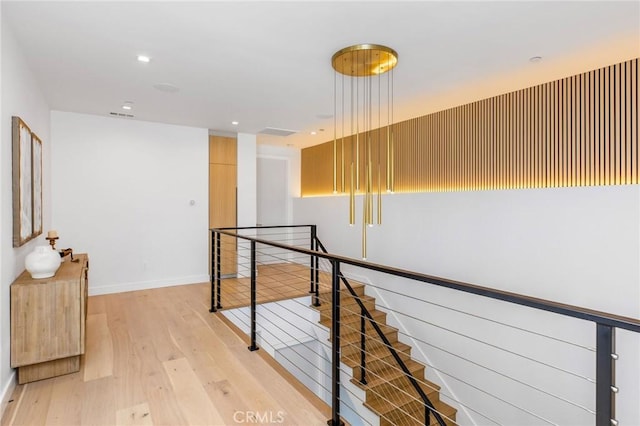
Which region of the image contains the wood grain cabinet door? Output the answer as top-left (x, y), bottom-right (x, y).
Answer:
top-left (209, 135), bottom-right (238, 276)
top-left (10, 277), bottom-right (82, 367)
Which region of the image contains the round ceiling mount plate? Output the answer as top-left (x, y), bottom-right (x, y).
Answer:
top-left (332, 44), bottom-right (398, 77)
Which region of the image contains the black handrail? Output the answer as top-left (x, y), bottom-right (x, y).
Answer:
top-left (212, 227), bottom-right (640, 333)
top-left (215, 224), bottom-right (316, 231)
top-left (316, 238), bottom-right (446, 426)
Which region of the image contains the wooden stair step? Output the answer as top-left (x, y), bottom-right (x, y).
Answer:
top-left (380, 399), bottom-right (457, 426)
top-left (340, 333), bottom-right (400, 360)
top-left (317, 283), bottom-right (366, 298)
top-left (365, 378), bottom-right (442, 414)
top-left (319, 308), bottom-right (386, 329)
top-left (317, 296), bottom-right (376, 321)
top-left (341, 339), bottom-right (412, 361)
top-left (317, 291), bottom-right (369, 307)
top-left (352, 358), bottom-right (425, 390)
top-left (342, 340), bottom-right (411, 370)
top-left (347, 351), bottom-right (413, 378)
top-left (340, 326), bottom-right (399, 350)
top-left (340, 319), bottom-right (397, 339)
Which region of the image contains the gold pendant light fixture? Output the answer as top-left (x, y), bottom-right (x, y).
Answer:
top-left (332, 44), bottom-right (398, 259)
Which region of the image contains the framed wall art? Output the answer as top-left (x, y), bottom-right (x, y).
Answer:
top-left (12, 116), bottom-right (43, 247)
top-left (32, 132), bottom-right (43, 236)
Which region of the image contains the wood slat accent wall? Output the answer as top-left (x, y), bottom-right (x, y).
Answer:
top-left (302, 58), bottom-right (638, 196)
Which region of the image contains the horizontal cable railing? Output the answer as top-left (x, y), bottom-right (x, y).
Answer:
top-left (314, 238), bottom-right (447, 426)
top-left (210, 225), bottom-right (640, 426)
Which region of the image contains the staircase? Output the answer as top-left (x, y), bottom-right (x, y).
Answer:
top-left (314, 282), bottom-right (457, 426)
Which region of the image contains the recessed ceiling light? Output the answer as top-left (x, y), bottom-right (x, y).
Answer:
top-left (310, 131), bottom-right (317, 135)
top-left (529, 56), bottom-right (542, 63)
top-left (153, 83), bottom-right (180, 93)
top-left (137, 55), bottom-right (151, 63)
top-left (122, 105), bottom-right (132, 110)
top-left (231, 121), bottom-right (239, 125)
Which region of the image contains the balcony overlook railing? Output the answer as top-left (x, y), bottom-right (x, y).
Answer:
top-left (210, 225), bottom-right (640, 426)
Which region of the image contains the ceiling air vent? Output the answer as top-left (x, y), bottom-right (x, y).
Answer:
top-left (109, 112), bottom-right (135, 118)
top-left (258, 127), bottom-right (298, 137)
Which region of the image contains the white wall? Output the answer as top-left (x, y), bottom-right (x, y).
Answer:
top-left (294, 186), bottom-right (639, 315)
top-left (257, 144), bottom-right (301, 227)
top-left (0, 15), bottom-right (52, 409)
top-left (257, 144), bottom-right (301, 198)
top-left (237, 133), bottom-right (257, 228)
top-left (293, 185), bottom-right (640, 425)
top-left (51, 111), bottom-right (209, 295)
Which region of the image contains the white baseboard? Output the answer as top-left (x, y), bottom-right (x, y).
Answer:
top-left (88, 274), bottom-right (210, 296)
top-left (0, 371), bottom-right (17, 420)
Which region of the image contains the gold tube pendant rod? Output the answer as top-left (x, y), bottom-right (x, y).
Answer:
top-left (333, 71), bottom-right (337, 193)
top-left (349, 163), bottom-right (355, 225)
top-left (377, 163), bottom-right (382, 225)
top-left (362, 189), bottom-right (367, 260)
top-left (368, 160), bottom-right (373, 225)
top-left (386, 69), bottom-right (392, 192)
top-left (355, 73), bottom-right (360, 192)
top-left (386, 126), bottom-right (391, 191)
top-left (350, 70), bottom-right (355, 193)
top-left (377, 67), bottom-right (382, 224)
top-left (390, 67), bottom-right (395, 193)
top-left (364, 160), bottom-right (369, 224)
top-left (341, 73), bottom-right (345, 193)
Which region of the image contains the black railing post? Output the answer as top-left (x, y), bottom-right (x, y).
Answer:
top-left (329, 260), bottom-right (343, 426)
top-left (248, 240), bottom-right (259, 352)
top-left (596, 324), bottom-right (616, 426)
top-left (216, 232), bottom-right (222, 309)
top-left (359, 305), bottom-right (367, 385)
top-left (210, 230), bottom-right (216, 312)
top-left (310, 225), bottom-right (316, 293)
top-left (311, 226), bottom-right (320, 307)
top-left (309, 226), bottom-right (316, 293)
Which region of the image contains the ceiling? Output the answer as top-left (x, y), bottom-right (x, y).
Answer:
top-left (3, 1), bottom-right (639, 148)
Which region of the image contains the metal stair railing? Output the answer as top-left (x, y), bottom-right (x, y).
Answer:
top-left (315, 237), bottom-right (447, 426)
top-left (210, 225), bottom-right (640, 426)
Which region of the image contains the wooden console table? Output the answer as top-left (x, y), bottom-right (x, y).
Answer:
top-left (10, 253), bottom-right (89, 384)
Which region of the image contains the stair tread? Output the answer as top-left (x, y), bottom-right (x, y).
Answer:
top-left (365, 379), bottom-right (442, 414)
top-left (318, 293), bottom-right (375, 306)
top-left (341, 321), bottom-right (397, 339)
top-left (341, 333), bottom-right (398, 350)
top-left (342, 342), bottom-right (412, 369)
top-left (318, 289), bottom-right (366, 302)
top-left (318, 282), bottom-right (365, 295)
top-left (342, 341), bottom-right (411, 352)
top-left (352, 358), bottom-right (425, 389)
top-left (316, 296), bottom-right (376, 315)
top-left (381, 399), bottom-right (457, 426)
top-left (319, 308), bottom-right (386, 328)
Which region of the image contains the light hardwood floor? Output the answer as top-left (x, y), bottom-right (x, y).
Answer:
top-left (1, 281), bottom-right (330, 426)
